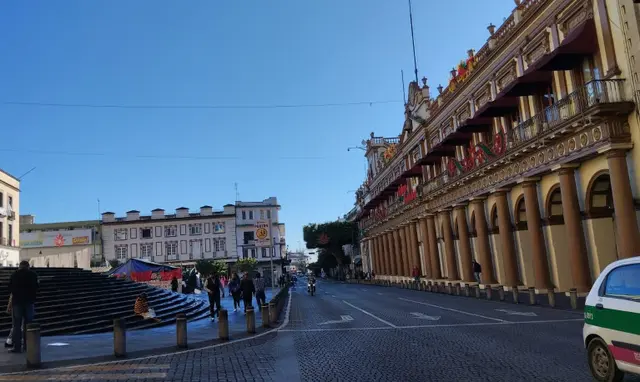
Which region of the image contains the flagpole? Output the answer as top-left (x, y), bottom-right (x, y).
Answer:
top-left (408, 0), bottom-right (419, 83)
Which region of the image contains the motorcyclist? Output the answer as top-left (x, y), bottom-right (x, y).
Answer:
top-left (307, 275), bottom-right (316, 293)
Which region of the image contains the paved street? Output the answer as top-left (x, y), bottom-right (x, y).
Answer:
top-left (2, 278), bottom-right (639, 381)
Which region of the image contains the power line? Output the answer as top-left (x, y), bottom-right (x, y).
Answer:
top-left (0, 99), bottom-right (402, 110)
top-left (0, 147), bottom-right (329, 160)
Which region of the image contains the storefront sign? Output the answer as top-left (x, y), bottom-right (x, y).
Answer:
top-left (20, 229), bottom-right (93, 248)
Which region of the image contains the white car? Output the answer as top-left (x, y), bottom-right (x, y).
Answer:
top-left (583, 256), bottom-right (640, 381)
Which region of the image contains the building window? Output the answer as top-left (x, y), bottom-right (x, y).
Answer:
top-left (155, 242), bottom-right (162, 257)
top-left (189, 223), bottom-right (202, 235)
top-left (131, 243), bottom-right (138, 258)
top-left (141, 228), bottom-right (152, 239)
top-left (204, 223), bottom-right (211, 234)
top-left (114, 228), bottom-right (128, 241)
top-left (130, 228), bottom-right (137, 239)
top-left (242, 211), bottom-right (246, 220)
top-left (243, 231), bottom-right (254, 244)
top-left (250, 248), bottom-right (255, 258)
top-left (0, 192), bottom-right (3, 207)
top-left (140, 243), bottom-right (153, 257)
top-left (155, 226), bottom-right (162, 237)
top-left (260, 210), bottom-right (264, 219)
top-left (261, 247), bottom-right (267, 258)
top-left (7, 224), bottom-right (12, 246)
top-left (8, 196), bottom-right (12, 207)
top-left (165, 225), bottom-right (177, 237)
top-left (115, 245), bottom-right (128, 260)
top-left (180, 224), bottom-right (187, 235)
top-left (180, 240), bottom-right (187, 254)
top-left (214, 238), bottom-right (226, 252)
top-left (267, 210), bottom-right (271, 219)
top-left (165, 241), bottom-right (178, 258)
top-left (249, 211), bottom-right (254, 220)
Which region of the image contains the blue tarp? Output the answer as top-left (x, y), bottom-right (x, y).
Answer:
top-left (106, 258), bottom-right (178, 276)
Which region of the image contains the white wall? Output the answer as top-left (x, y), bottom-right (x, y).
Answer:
top-left (0, 171), bottom-right (20, 249)
top-left (235, 200), bottom-right (284, 263)
top-left (102, 215), bottom-right (237, 264)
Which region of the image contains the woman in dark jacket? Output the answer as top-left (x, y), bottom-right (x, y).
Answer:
top-left (239, 273), bottom-right (255, 312)
top-left (228, 273), bottom-right (242, 312)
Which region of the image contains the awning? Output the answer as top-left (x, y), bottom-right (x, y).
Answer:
top-left (536, 18), bottom-right (597, 71)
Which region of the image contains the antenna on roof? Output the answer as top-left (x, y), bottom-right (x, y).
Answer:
top-left (401, 70), bottom-right (407, 104)
top-left (407, 0), bottom-right (419, 84)
top-left (234, 182), bottom-right (239, 203)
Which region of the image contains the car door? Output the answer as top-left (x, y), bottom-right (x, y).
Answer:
top-left (595, 263), bottom-right (640, 369)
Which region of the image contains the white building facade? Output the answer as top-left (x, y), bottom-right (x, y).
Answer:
top-left (101, 205), bottom-right (237, 266)
top-left (235, 197), bottom-right (286, 278)
top-left (0, 170), bottom-right (19, 267)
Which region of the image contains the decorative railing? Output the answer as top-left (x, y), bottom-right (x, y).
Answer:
top-left (423, 79), bottom-right (629, 196)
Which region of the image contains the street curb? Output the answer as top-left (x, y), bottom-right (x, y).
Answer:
top-left (0, 290), bottom-right (293, 376)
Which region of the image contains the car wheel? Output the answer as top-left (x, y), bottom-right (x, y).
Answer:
top-left (587, 337), bottom-right (624, 382)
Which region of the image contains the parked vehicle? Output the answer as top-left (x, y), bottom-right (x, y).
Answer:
top-left (583, 256), bottom-right (640, 382)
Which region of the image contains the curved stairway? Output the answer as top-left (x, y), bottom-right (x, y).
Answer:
top-left (0, 267), bottom-right (210, 336)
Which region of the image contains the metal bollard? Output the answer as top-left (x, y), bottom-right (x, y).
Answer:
top-left (569, 288), bottom-right (578, 310)
top-left (498, 286), bottom-right (505, 301)
top-left (455, 284), bottom-right (461, 296)
top-left (261, 304), bottom-right (271, 328)
top-left (464, 284), bottom-right (470, 297)
top-left (246, 307), bottom-right (256, 334)
top-left (512, 286), bottom-right (519, 304)
top-left (486, 285), bottom-right (492, 300)
top-left (218, 310), bottom-right (229, 340)
top-left (426, 281), bottom-right (432, 292)
top-left (113, 319), bottom-right (126, 357)
top-left (441, 282), bottom-right (446, 293)
top-left (269, 302), bottom-right (278, 324)
top-left (547, 289), bottom-right (556, 308)
top-left (475, 285), bottom-right (481, 298)
top-left (446, 283), bottom-right (452, 295)
top-left (176, 313), bottom-right (187, 349)
top-left (528, 287), bottom-right (537, 305)
top-left (26, 323), bottom-right (41, 368)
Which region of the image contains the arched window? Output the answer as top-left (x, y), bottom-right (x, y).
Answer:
top-left (514, 195), bottom-right (527, 230)
top-left (546, 185), bottom-right (564, 224)
top-left (490, 204), bottom-right (499, 234)
top-left (469, 211), bottom-right (477, 238)
top-left (588, 173), bottom-right (614, 217)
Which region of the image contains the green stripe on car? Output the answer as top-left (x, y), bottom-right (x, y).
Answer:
top-left (585, 305), bottom-right (640, 336)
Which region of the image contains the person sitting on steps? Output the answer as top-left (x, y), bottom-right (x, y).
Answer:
top-left (133, 293), bottom-right (161, 323)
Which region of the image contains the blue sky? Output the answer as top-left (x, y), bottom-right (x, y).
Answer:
top-left (0, 0), bottom-right (514, 252)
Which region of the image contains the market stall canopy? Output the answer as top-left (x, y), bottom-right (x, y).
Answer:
top-left (106, 258), bottom-right (178, 276)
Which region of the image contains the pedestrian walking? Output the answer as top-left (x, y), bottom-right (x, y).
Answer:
top-left (8, 260), bottom-right (39, 353)
top-left (204, 274), bottom-right (223, 321)
top-left (412, 266), bottom-right (420, 281)
top-left (473, 260), bottom-right (482, 283)
top-left (254, 272), bottom-right (266, 307)
top-left (240, 273), bottom-right (255, 313)
top-left (228, 273), bottom-right (242, 312)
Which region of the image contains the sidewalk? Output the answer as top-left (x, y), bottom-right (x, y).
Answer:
top-left (0, 289), bottom-right (278, 373)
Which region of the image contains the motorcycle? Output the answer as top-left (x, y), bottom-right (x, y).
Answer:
top-left (308, 280), bottom-right (316, 296)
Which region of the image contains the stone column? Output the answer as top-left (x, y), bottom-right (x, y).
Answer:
top-left (418, 218), bottom-right (431, 278)
top-left (454, 205), bottom-right (475, 282)
top-left (409, 222), bottom-right (421, 275)
top-left (495, 190), bottom-right (519, 287)
top-left (400, 225), bottom-right (411, 276)
top-left (470, 198), bottom-right (497, 284)
top-left (607, 151), bottom-right (640, 258)
top-left (558, 166), bottom-right (591, 292)
top-left (384, 232), bottom-right (393, 276)
top-left (522, 180), bottom-right (552, 290)
top-left (426, 215), bottom-right (442, 279)
top-left (440, 210), bottom-right (460, 280)
top-left (374, 237), bottom-right (382, 275)
top-left (393, 228), bottom-right (403, 277)
top-left (379, 234), bottom-right (387, 276)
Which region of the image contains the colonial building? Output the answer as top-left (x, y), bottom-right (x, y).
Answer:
top-left (101, 205), bottom-right (237, 267)
top-left (19, 215), bottom-right (102, 269)
top-left (356, 0), bottom-right (640, 294)
top-left (0, 169), bottom-right (19, 267)
top-left (235, 197), bottom-right (286, 279)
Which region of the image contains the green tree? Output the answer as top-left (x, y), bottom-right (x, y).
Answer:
top-left (235, 258), bottom-right (258, 274)
top-left (303, 221), bottom-right (356, 278)
top-left (195, 259), bottom-right (227, 277)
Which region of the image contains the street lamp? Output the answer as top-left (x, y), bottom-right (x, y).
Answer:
top-left (347, 146), bottom-right (366, 152)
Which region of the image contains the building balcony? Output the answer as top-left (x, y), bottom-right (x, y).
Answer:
top-left (421, 79), bottom-right (635, 200)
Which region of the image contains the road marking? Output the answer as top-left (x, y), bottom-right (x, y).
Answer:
top-left (342, 300), bottom-right (397, 328)
top-left (278, 318), bottom-right (584, 332)
top-left (319, 315), bottom-right (354, 325)
top-left (495, 309), bottom-right (537, 317)
top-left (331, 295), bottom-right (337, 298)
top-left (398, 297), bottom-right (508, 323)
top-left (0, 373), bottom-right (168, 380)
top-left (46, 342), bottom-right (70, 347)
top-left (410, 312), bottom-right (441, 321)
top-left (377, 292), bottom-right (384, 295)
